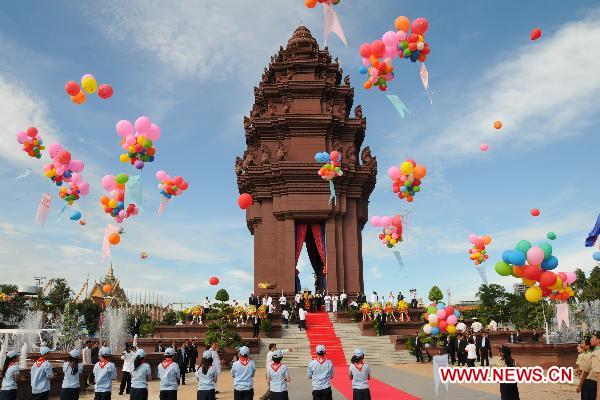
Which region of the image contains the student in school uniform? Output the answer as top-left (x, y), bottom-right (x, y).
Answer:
top-left (267, 350), bottom-right (290, 400)
top-left (0, 350), bottom-right (20, 400)
top-left (158, 348), bottom-right (180, 400)
top-left (196, 350), bottom-right (218, 400)
top-left (60, 349), bottom-right (83, 400)
top-left (307, 345), bottom-right (334, 400)
top-left (260, 345), bottom-right (292, 400)
top-left (129, 349), bottom-right (151, 400)
top-left (348, 348), bottom-right (371, 400)
top-left (231, 346), bottom-right (256, 400)
top-left (93, 347), bottom-right (117, 400)
top-left (31, 346), bottom-right (54, 400)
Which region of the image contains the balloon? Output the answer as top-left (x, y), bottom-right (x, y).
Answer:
top-left (115, 173), bottom-right (129, 184)
top-left (97, 84), bottom-right (113, 99)
top-left (426, 306), bottom-right (436, 315)
top-left (69, 211), bottom-right (81, 221)
top-left (446, 315), bottom-right (457, 325)
top-left (81, 74), bottom-right (98, 94)
top-left (148, 124), bottom-right (161, 141)
top-left (549, 276), bottom-right (563, 291)
top-left (444, 305), bottom-right (454, 316)
top-left (382, 31), bottom-right (399, 47)
top-left (522, 278), bottom-right (536, 287)
top-left (412, 165), bottom-right (426, 179)
top-left (541, 255), bottom-right (558, 270)
top-left (512, 265), bottom-right (526, 278)
top-left (508, 250), bottom-right (527, 266)
top-left (480, 143), bottom-right (489, 152)
top-left (238, 193), bottom-right (253, 209)
top-left (411, 18), bottom-right (429, 35)
top-left (65, 81), bottom-right (80, 96)
top-left (427, 314), bottom-right (438, 324)
top-left (530, 28), bottom-right (542, 41)
top-left (538, 243), bottom-right (552, 260)
top-left (493, 120), bottom-right (502, 130)
top-left (431, 327), bottom-right (440, 335)
top-left (108, 233), bottom-right (120, 245)
top-left (530, 208), bottom-right (540, 217)
top-left (116, 120), bottom-right (134, 137)
top-left (446, 325), bottom-right (456, 334)
top-left (525, 286), bottom-right (542, 303)
top-left (593, 252), bottom-right (600, 261)
top-left (422, 324), bottom-right (432, 334)
top-left (359, 43), bottom-right (372, 58)
top-left (135, 116), bottom-right (152, 134)
top-left (57, 150), bottom-right (71, 165)
top-left (565, 272), bottom-right (576, 285)
top-left (527, 247), bottom-right (545, 265)
top-left (394, 16), bottom-right (410, 32)
top-left (69, 160), bottom-right (84, 173)
top-left (547, 232), bottom-right (557, 240)
top-left (71, 91), bottom-right (86, 104)
top-left (209, 276), bottom-right (220, 286)
top-left (515, 240), bottom-right (532, 254)
top-left (539, 271), bottom-right (557, 288)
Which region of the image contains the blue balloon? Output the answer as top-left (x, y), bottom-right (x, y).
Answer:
top-left (400, 186), bottom-right (407, 192)
top-left (69, 211), bottom-right (81, 221)
top-left (454, 310), bottom-right (461, 317)
top-left (508, 250), bottom-right (526, 266)
top-left (431, 327), bottom-right (440, 335)
top-left (502, 250), bottom-right (512, 264)
top-left (63, 170), bottom-right (72, 178)
top-left (541, 255), bottom-right (559, 270)
top-left (436, 302), bottom-right (446, 310)
top-left (593, 252), bottom-right (600, 262)
top-left (315, 152), bottom-right (329, 163)
top-left (359, 66), bottom-right (368, 74)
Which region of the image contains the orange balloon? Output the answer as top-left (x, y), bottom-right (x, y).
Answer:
top-left (71, 91), bottom-right (86, 105)
top-left (493, 120), bottom-right (502, 130)
top-left (305, 0), bottom-right (317, 7)
top-left (363, 81), bottom-right (373, 90)
top-left (103, 284), bottom-right (112, 294)
top-left (482, 235), bottom-right (492, 245)
top-left (412, 165), bottom-right (427, 179)
top-left (108, 233), bottom-right (120, 245)
top-left (512, 265), bottom-right (526, 278)
top-left (394, 16), bottom-right (410, 32)
top-left (100, 196), bottom-right (109, 205)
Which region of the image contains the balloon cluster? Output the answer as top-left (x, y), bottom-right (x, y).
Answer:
top-left (359, 16), bottom-right (431, 90)
top-left (422, 302), bottom-right (460, 335)
top-left (315, 151), bottom-right (343, 180)
top-left (116, 117), bottom-right (160, 169)
top-left (495, 239), bottom-right (575, 302)
top-left (305, 0), bottom-right (340, 7)
top-left (468, 234), bottom-right (492, 265)
top-left (43, 143), bottom-right (89, 205)
top-left (387, 160), bottom-right (427, 202)
top-left (156, 171), bottom-right (189, 199)
top-left (99, 173), bottom-right (139, 223)
top-left (370, 215), bottom-right (403, 248)
top-left (65, 74), bottom-right (113, 104)
top-left (16, 127), bottom-right (45, 159)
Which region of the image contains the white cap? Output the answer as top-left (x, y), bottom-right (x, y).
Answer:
top-left (100, 347), bottom-right (111, 357)
top-left (69, 349), bottom-right (80, 358)
top-left (353, 348), bottom-right (364, 357)
top-left (239, 346), bottom-right (250, 356)
top-left (316, 345), bottom-right (326, 354)
top-left (39, 346), bottom-right (51, 356)
top-left (7, 350), bottom-right (20, 358)
top-left (272, 349), bottom-right (283, 359)
top-left (136, 349), bottom-right (146, 358)
top-left (164, 347), bottom-right (175, 356)
top-left (202, 350), bottom-right (212, 359)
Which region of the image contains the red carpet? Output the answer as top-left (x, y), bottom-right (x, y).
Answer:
top-left (305, 312), bottom-right (421, 400)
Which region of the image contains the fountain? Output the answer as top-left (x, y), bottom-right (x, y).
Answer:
top-left (581, 300), bottom-right (600, 332)
top-left (546, 303), bottom-right (580, 344)
top-left (100, 307), bottom-right (128, 354)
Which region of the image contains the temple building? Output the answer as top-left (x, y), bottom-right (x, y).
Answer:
top-left (87, 264), bottom-right (128, 308)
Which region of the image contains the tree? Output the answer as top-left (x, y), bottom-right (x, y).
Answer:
top-left (36, 278), bottom-right (73, 316)
top-left (215, 289), bottom-right (230, 303)
top-left (205, 302), bottom-right (241, 349)
top-left (59, 303), bottom-right (85, 351)
top-left (0, 285), bottom-right (28, 327)
top-left (573, 268), bottom-right (587, 300)
top-left (428, 286), bottom-right (443, 303)
top-left (162, 311), bottom-right (177, 325)
top-left (75, 299), bottom-right (102, 335)
top-left (581, 266), bottom-right (600, 302)
top-left (476, 284), bottom-right (510, 323)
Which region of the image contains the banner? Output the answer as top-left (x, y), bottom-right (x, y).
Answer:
top-left (125, 175), bottom-right (143, 211)
top-left (432, 354), bottom-right (449, 400)
top-left (101, 224), bottom-right (120, 261)
top-left (556, 302), bottom-right (569, 329)
top-left (386, 95), bottom-right (410, 118)
top-left (420, 63), bottom-right (433, 104)
top-left (475, 264), bottom-right (489, 284)
top-left (55, 204), bottom-right (67, 224)
top-left (35, 192), bottom-right (52, 225)
top-left (157, 197), bottom-right (169, 216)
top-left (328, 180), bottom-right (336, 205)
top-left (393, 250), bottom-right (404, 272)
top-left (585, 213), bottom-right (600, 247)
top-left (323, 3), bottom-right (347, 47)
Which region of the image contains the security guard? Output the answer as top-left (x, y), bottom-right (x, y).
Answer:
top-left (60, 349), bottom-right (83, 400)
top-left (31, 346), bottom-right (54, 400)
top-left (93, 347), bottom-right (117, 400)
top-left (231, 346), bottom-right (256, 400)
top-left (307, 345), bottom-right (334, 400)
top-left (158, 348), bottom-right (180, 400)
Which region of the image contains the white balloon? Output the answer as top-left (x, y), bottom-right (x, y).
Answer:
top-left (422, 324), bottom-right (432, 334)
top-left (428, 314), bottom-right (438, 324)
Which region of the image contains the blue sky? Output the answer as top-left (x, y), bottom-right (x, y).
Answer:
top-left (1, 1), bottom-right (599, 307)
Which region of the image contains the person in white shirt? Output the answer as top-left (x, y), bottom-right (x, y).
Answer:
top-left (262, 296), bottom-right (268, 307)
top-left (298, 307), bottom-right (307, 330)
top-left (332, 295), bottom-right (339, 313)
top-left (203, 297), bottom-right (210, 314)
top-left (387, 292), bottom-right (395, 304)
top-left (324, 295), bottom-right (332, 312)
top-left (281, 309), bottom-right (290, 328)
top-left (119, 343), bottom-right (135, 395)
top-left (268, 303), bottom-right (275, 315)
top-left (266, 296), bottom-right (273, 307)
top-left (465, 338), bottom-right (477, 367)
top-left (488, 320), bottom-right (498, 331)
top-left (261, 344), bottom-right (292, 400)
top-left (471, 318), bottom-right (483, 333)
top-left (370, 292), bottom-right (378, 304)
top-left (82, 342), bottom-right (92, 366)
top-left (340, 291), bottom-right (347, 311)
top-left (278, 294), bottom-right (287, 312)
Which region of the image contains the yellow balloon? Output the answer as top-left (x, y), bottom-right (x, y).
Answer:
top-left (45, 170), bottom-right (54, 178)
top-left (549, 277), bottom-right (563, 291)
top-left (81, 76), bottom-right (97, 94)
top-left (108, 199), bottom-right (117, 208)
top-left (400, 161), bottom-right (413, 175)
top-left (446, 325), bottom-right (456, 334)
top-left (525, 286), bottom-right (542, 303)
top-left (119, 154), bottom-right (130, 163)
top-left (128, 145), bottom-right (135, 153)
top-left (390, 239), bottom-right (397, 245)
top-left (136, 135), bottom-right (146, 144)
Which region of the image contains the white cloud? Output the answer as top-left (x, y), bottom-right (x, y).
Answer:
top-left (420, 14), bottom-right (600, 159)
top-left (225, 269), bottom-right (253, 283)
top-left (369, 266), bottom-right (382, 279)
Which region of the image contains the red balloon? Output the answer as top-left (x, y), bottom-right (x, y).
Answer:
top-left (65, 81), bottom-right (80, 96)
top-left (26, 126), bottom-right (38, 138)
top-left (524, 265), bottom-right (543, 281)
top-left (359, 43), bottom-right (372, 58)
top-left (530, 208), bottom-right (540, 217)
top-left (209, 276), bottom-right (219, 286)
top-left (371, 40), bottom-right (385, 57)
top-left (57, 150), bottom-right (71, 165)
top-left (540, 271), bottom-right (557, 288)
top-left (530, 28), bottom-right (542, 41)
top-left (444, 305), bottom-right (454, 316)
top-left (238, 193), bottom-right (253, 209)
top-left (98, 84), bottom-right (114, 99)
top-left (411, 18), bottom-right (429, 35)
top-left (541, 287), bottom-right (552, 297)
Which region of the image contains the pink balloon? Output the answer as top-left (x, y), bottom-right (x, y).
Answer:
top-left (370, 68), bottom-right (379, 77)
top-left (115, 217), bottom-right (124, 223)
top-left (362, 58), bottom-right (370, 67)
top-left (55, 166), bottom-right (65, 176)
top-left (370, 216), bottom-right (381, 226)
top-left (387, 166), bottom-right (401, 180)
top-left (48, 143), bottom-right (63, 159)
top-left (131, 207), bottom-right (139, 215)
top-left (116, 120), bottom-right (134, 137)
top-left (468, 234), bottom-right (477, 244)
top-left (396, 31), bottom-right (407, 41)
top-left (156, 170), bottom-right (167, 180)
top-left (384, 46), bottom-right (397, 59)
top-left (436, 309), bottom-right (446, 319)
top-left (411, 17), bottom-right (429, 35)
top-left (69, 160), bottom-right (84, 173)
top-left (527, 246), bottom-right (545, 265)
top-left (79, 182), bottom-right (89, 195)
top-left (446, 315), bottom-right (457, 325)
top-left (102, 175), bottom-right (117, 191)
top-left (70, 173), bottom-right (81, 184)
top-left (480, 143), bottom-right (489, 152)
top-left (147, 123), bottom-right (161, 141)
top-left (566, 272), bottom-right (576, 284)
top-left (382, 31), bottom-right (399, 47)
top-left (16, 131), bottom-right (28, 144)
top-left (135, 116), bottom-right (151, 134)
top-left (381, 216), bottom-right (391, 227)
top-left (43, 164), bottom-right (51, 172)
top-left (126, 135), bottom-right (137, 146)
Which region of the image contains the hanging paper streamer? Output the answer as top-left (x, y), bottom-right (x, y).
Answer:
top-left (328, 180), bottom-right (336, 205)
top-left (386, 95), bottom-right (410, 118)
top-left (393, 250), bottom-right (404, 271)
top-left (556, 302), bottom-right (569, 328)
top-left (158, 197), bottom-right (169, 216)
top-left (419, 63), bottom-right (433, 104)
top-left (101, 224), bottom-right (120, 261)
top-left (475, 264), bottom-right (488, 284)
top-left (125, 175), bottom-right (143, 211)
top-left (35, 192), bottom-right (53, 225)
top-left (55, 204), bottom-right (67, 224)
top-left (323, 3), bottom-right (347, 47)
top-left (432, 354), bottom-right (449, 400)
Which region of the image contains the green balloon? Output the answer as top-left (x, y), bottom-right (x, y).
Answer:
top-left (143, 139), bottom-right (152, 148)
top-left (539, 242), bottom-right (553, 260)
top-left (427, 306), bottom-right (436, 314)
top-left (403, 48), bottom-right (412, 57)
top-left (414, 186), bottom-right (421, 192)
top-left (116, 173), bottom-right (129, 184)
top-left (547, 232), bottom-right (557, 240)
top-left (515, 240), bottom-right (532, 254)
top-left (399, 40), bottom-right (408, 50)
top-left (495, 261), bottom-right (512, 276)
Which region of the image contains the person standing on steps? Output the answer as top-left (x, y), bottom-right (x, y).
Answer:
top-left (340, 291), bottom-right (347, 311)
top-left (281, 308), bottom-right (289, 329)
top-left (332, 294), bottom-right (339, 313)
top-left (1, 350), bottom-right (20, 400)
top-left (93, 347), bottom-right (117, 400)
top-left (414, 333), bottom-right (423, 363)
top-left (252, 313), bottom-right (261, 338)
top-left (231, 346), bottom-right (255, 400)
top-left (267, 350), bottom-right (291, 400)
top-left (349, 349), bottom-right (371, 400)
top-left (298, 307), bottom-right (307, 331)
top-left (158, 348), bottom-right (180, 400)
top-left (31, 346), bottom-right (54, 400)
top-left (307, 345), bottom-right (334, 400)
top-left (130, 349), bottom-right (151, 400)
top-left (60, 349), bottom-right (83, 400)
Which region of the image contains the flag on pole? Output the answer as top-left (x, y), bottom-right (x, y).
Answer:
top-left (323, 3), bottom-right (347, 47)
top-left (35, 192), bottom-right (52, 225)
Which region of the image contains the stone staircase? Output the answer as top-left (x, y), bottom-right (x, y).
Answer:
top-left (250, 325), bottom-right (313, 368)
top-left (329, 313), bottom-right (414, 365)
